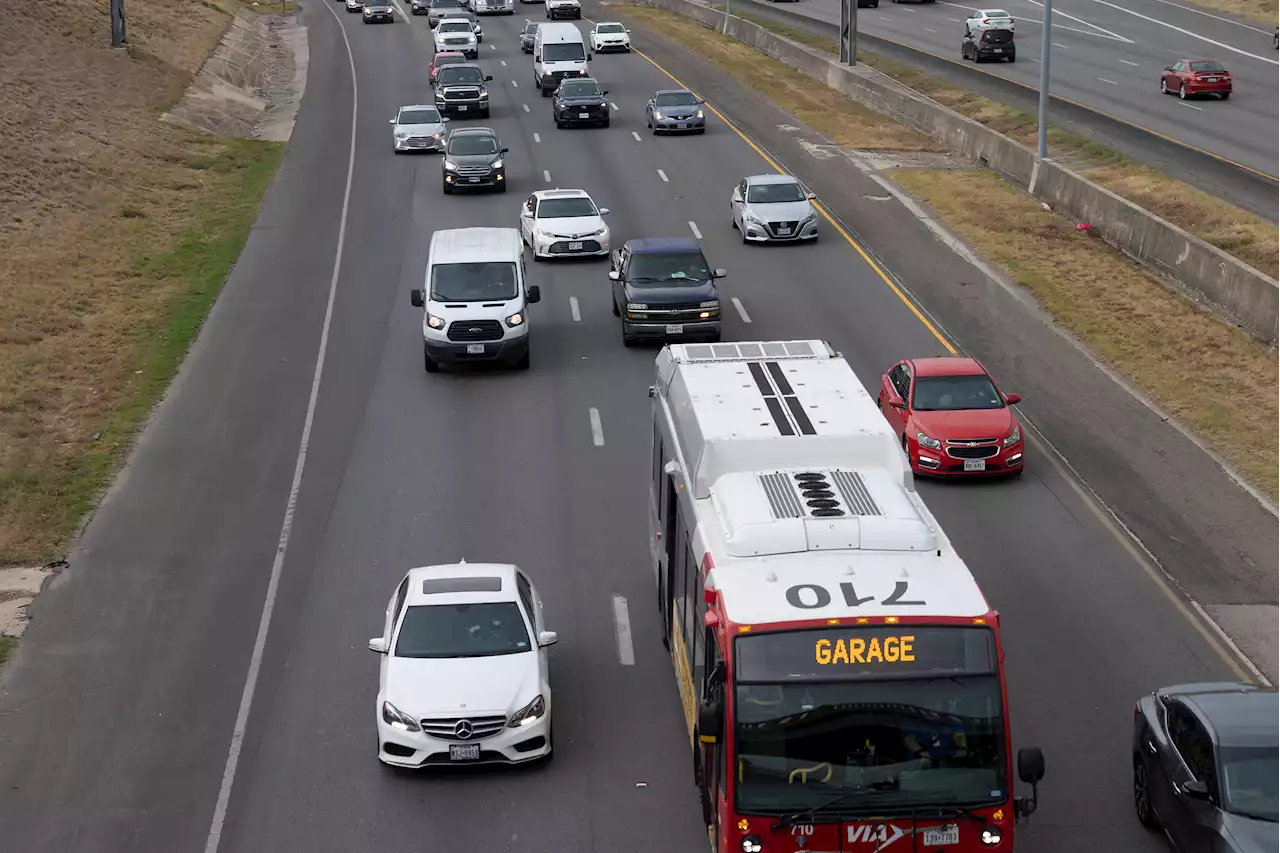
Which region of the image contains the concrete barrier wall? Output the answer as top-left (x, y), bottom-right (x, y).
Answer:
top-left (636, 0), bottom-right (1280, 343)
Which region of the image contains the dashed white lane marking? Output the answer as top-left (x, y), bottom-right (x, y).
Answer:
top-left (543, 169), bottom-right (552, 182)
top-left (610, 102), bottom-right (619, 111)
top-left (512, 80), bottom-right (518, 87)
top-left (500, 59), bottom-right (507, 66)
top-left (1098, 76), bottom-right (1118, 84)
top-left (490, 43), bottom-right (496, 50)
top-left (588, 407), bottom-right (605, 446)
top-left (924, 26), bottom-right (937, 32)
top-left (688, 221), bottom-right (702, 239)
top-left (206, 1), bottom-right (358, 851)
top-left (1053, 42), bottom-right (1070, 49)
top-left (1030, 57), bottom-right (1042, 62)
top-left (523, 103), bottom-right (530, 112)
top-left (569, 296), bottom-right (581, 322)
top-left (632, 131), bottom-right (642, 141)
top-left (1119, 59), bottom-right (1139, 66)
top-left (612, 595), bottom-right (635, 666)
top-left (657, 169), bottom-right (669, 182)
top-left (731, 297), bottom-right (752, 323)
top-left (1178, 101), bottom-right (1204, 111)
top-left (533, 132), bottom-right (541, 142)
top-left (879, 14), bottom-right (892, 20)
top-left (948, 16), bottom-right (961, 21)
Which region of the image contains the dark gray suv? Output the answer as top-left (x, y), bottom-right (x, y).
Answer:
top-left (441, 127), bottom-right (508, 194)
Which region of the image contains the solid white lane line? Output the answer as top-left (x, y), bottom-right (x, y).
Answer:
top-left (688, 221), bottom-right (702, 239)
top-left (522, 103), bottom-right (530, 112)
top-left (657, 169), bottom-right (669, 182)
top-left (569, 296), bottom-right (581, 322)
top-left (1098, 76), bottom-right (1118, 84)
top-left (632, 131), bottom-right (642, 141)
top-left (533, 132), bottom-right (541, 143)
top-left (1145, 0), bottom-right (1272, 34)
top-left (1084, 0), bottom-right (1278, 64)
top-left (732, 297), bottom-right (752, 323)
top-left (612, 595), bottom-right (635, 666)
top-left (1118, 59), bottom-right (1139, 66)
top-left (512, 80), bottom-right (518, 87)
top-left (588, 408), bottom-right (605, 446)
top-left (1178, 102), bottom-right (1205, 111)
top-left (500, 59), bottom-right (507, 67)
top-left (543, 169), bottom-right (552, 182)
top-left (205, 3), bottom-right (358, 852)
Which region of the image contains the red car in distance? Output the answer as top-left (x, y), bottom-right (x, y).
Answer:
top-left (878, 356), bottom-right (1024, 477)
top-left (429, 51), bottom-right (466, 86)
top-left (1160, 58), bottom-right (1232, 100)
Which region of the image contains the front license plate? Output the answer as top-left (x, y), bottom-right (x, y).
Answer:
top-left (466, 343), bottom-right (485, 354)
top-left (457, 105), bottom-right (468, 111)
top-left (922, 825), bottom-right (960, 845)
top-left (677, 123), bottom-right (687, 129)
top-left (578, 112), bottom-right (590, 119)
top-left (777, 226), bottom-right (792, 235)
top-left (468, 177), bottom-right (480, 182)
top-left (567, 241), bottom-right (583, 250)
top-left (665, 324), bottom-right (684, 335)
top-left (963, 459), bottom-right (987, 472)
top-left (449, 743), bottom-right (481, 760)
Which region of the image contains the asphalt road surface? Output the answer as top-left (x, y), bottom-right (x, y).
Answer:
top-left (0, 3), bottom-right (1260, 853)
top-left (793, 0), bottom-right (1279, 179)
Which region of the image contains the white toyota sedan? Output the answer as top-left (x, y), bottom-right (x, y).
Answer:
top-left (589, 22), bottom-right (631, 52)
top-left (519, 188), bottom-right (611, 259)
top-left (370, 561), bottom-right (557, 768)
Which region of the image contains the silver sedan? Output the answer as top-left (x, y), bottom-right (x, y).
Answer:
top-left (730, 174), bottom-right (819, 243)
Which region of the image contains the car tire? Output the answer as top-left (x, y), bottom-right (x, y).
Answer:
top-left (496, 182), bottom-right (507, 193)
top-left (707, 331), bottom-right (722, 343)
top-left (622, 325), bottom-right (637, 347)
top-left (1179, 83), bottom-right (1187, 99)
top-left (696, 127), bottom-right (705, 134)
top-left (1007, 53), bottom-right (1015, 62)
top-left (1133, 756), bottom-right (1161, 830)
top-left (555, 116), bottom-right (564, 128)
top-left (1220, 91), bottom-right (1230, 99)
top-left (442, 179), bottom-right (453, 194)
top-left (1160, 78), bottom-right (1168, 94)
top-left (423, 345), bottom-right (441, 373)
top-left (514, 349), bottom-right (531, 371)
top-left (602, 116), bottom-right (610, 128)
top-left (612, 297), bottom-right (621, 316)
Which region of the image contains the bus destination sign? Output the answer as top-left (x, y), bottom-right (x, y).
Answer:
top-left (735, 626), bottom-right (996, 681)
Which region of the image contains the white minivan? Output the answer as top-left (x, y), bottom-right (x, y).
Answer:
top-left (409, 228), bottom-right (541, 372)
top-left (533, 22), bottom-right (590, 97)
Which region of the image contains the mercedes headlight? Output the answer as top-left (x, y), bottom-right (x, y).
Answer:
top-left (626, 303), bottom-right (648, 310)
top-left (1003, 424), bottom-right (1021, 447)
top-left (425, 314), bottom-right (445, 330)
top-left (381, 701), bottom-right (421, 732)
top-left (508, 694), bottom-right (546, 727)
top-left (505, 311), bottom-right (525, 327)
top-left (915, 431), bottom-right (942, 450)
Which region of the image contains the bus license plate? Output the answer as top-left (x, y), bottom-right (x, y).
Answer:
top-left (922, 825), bottom-right (959, 845)
top-left (568, 241), bottom-right (583, 250)
top-left (665, 324), bottom-right (684, 335)
top-left (466, 344), bottom-right (485, 354)
top-left (963, 459), bottom-right (987, 472)
top-left (449, 744), bottom-right (480, 761)
top-left (579, 112), bottom-right (590, 119)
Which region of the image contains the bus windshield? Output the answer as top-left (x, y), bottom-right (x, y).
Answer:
top-left (732, 627), bottom-right (1007, 814)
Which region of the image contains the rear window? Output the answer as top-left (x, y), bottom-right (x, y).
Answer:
top-left (1189, 60), bottom-right (1226, 73)
top-left (986, 9), bottom-right (1011, 17)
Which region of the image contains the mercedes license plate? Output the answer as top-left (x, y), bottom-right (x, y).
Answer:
top-left (449, 743), bottom-right (481, 761)
top-left (466, 343), bottom-right (485, 354)
top-left (567, 241), bottom-right (583, 250)
top-left (922, 825), bottom-right (960, 845)
top-left (963, 459), bottom-right (987, 472)
top-left (578, 112), bottom-right (590, 119)
top-left (457, 105), bottom-right (468, 111)
top-left (665, 324), bottom-right (684, 335)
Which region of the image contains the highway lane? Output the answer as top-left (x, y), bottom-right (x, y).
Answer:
top-left (787, 0), bottom-right (1279, 179)
top-left (0, 3), bottom-right (1253, 853)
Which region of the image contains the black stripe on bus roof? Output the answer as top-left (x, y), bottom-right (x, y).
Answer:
top-left (764, 397), bottom-right (795, 436)
top-left (765, 361), bottom-right (794, 396)
top-left (784, 396), bottom-right (816, 435)
top-left (747, 361), bottom-right (774, 397)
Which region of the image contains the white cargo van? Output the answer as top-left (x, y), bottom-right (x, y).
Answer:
top-left (409, 228), bottom-right (541, 372)
top-left (533, 22), bottom-right (589, 96)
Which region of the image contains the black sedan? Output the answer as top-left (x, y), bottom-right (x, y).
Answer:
top-left (645, 89), bottom-right (706, 135)
top-left (552, 78), bottom-right (610, 129)
top-left (1133, 682), bottom-right (1277, 852)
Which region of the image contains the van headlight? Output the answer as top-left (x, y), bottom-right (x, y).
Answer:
top-left (505, 311), bottom-right (525, 327)
top-left (508, 694), bottom-right (546, 727)
top-left (425, 314), bottom-right (445, 330)
top-left (382, 701), bottom-right (421, 732)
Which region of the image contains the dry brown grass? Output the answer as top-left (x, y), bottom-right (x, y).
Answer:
top-left (893, 169), bottom-right (1279, 497)
top-left (616, 5), bottom-right (944, 152)
top-left (1186, 0), bottom-right (1277, 26)
top-left (0, 0), bottom-right (283, 564)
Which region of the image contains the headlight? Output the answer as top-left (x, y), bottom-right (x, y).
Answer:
top-left (381, 701), bottom-right (421, 732)
top-left (394, 130), bottom-right (407, 138)
top-left (443, 160), bottom-right (458, 170)
top-left (700, 300), bottom-right (720, 308)
top-left (505, 311), bottom-right (525, 327)
top-left (741, 836), bottom-right (763, 853)
top-left (744, 214), bottom-right (763, 225)
top-left (626, 303), bottom-right (648, 310)
top-left (653, 110), bottom-right (663, 120)
top-left (915, 431), bottom-right (942, 450)
top-left (696, 109), bottom-right (705, 119)
top-left (1003, 424), bottom-right (1021, 447)
top-left (479, 91), bottom-right (489, 100)
top-left (589, 227), bottom-right (606, 237)
top-left (491, 159), bottom-right (503, 169)
top-left (980, 826), bottom-right (1003, 846)
top-left (508, 694), bottom-right (546, 727)
top-left (426, 314), bottom-right (445, 330)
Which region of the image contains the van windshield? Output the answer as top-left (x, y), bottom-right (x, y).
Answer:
top-left (431, 261), bottom-right (518, 302)
top-left (544, 43), bottom-right (585, 62)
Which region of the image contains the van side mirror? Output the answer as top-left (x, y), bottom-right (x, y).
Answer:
top-left (410, 289), bottom-right (425, 307)
top-left (485, 74), bottom-right (494, 81)
top-left (697, 696), bottom-right (724, 744)
top-left (805, 192), bottom-right (817, 200)
top-left (368, 637), bottom-right (389, 654)
top-left (608, 270), bottom-right (620, 281)
top-left (712, 268), bottom-right (727, 279)
top-left (389, 118), bottom-right (396, 124)
top-left (1005, 392), bottom-right (1021, 404)
top-left (527, 284), bottom-right (541, 304)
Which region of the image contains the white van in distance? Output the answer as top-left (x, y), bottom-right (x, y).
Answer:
top-left (533, 21), bottom-right (589, 96)
top-left (409, 228), bottom-right (541, 372)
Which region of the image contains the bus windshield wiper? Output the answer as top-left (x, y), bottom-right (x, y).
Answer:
top-left (770, 786), bottom-right (898, 831)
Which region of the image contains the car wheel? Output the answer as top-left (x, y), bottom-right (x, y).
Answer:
top-left (481, 108), bottom-right (490, 118)
top-left (612, 297), bottom-right (621, 316)
top-left (514, 349), bottom-right (531, 370)
top-left (496, 182), bottom-right (507, 193)
top-left (555, 116), bottom-right (564, 128)
top-left (442, 179), bottom-right (453, 194)
top-left (696, 127), bottom-right (705, 134)
top-left (707, 331), bottom-right (722, 343)
top-left (1133, 757), bottom-right (1161, 830)
top-left (423, 345), bottom-right (441, 373)
top-left (601, 117), bottom-right (610, 128)
top-left (1220, 91), bottom-right (1230, 99)
top-left (1007, 53), bottom-right (1015, 62)
top-left (622, 325), bottom-right (637, 347)
top-left (1160, 78), bottom-right (1168, 94)
top-left (1179, 83), bottom-right (1187, 99)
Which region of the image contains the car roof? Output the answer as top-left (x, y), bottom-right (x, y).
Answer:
top-left (404, 562), bottom-right (521, 606)
top-left (433, 51), bottom-right (465, 59)
top-left (448, 124), bottom-right (496, 136)
top-left (655, 88), bottom-right (694, 95)
top-left (1184, 57), bottom-right (1225, 63)
top-left (397, 104), bottom-right (439, 113)
top-left (534, 188), bottom-right (591, 199)
top-left (1171, 685), bottom-right (1279, 748)
top-left (908, 356), bottom-right (988, 377)
top-left (746, 174), bottom-right (800, 185)
top-left (627, 237), bottom-right (702, 254)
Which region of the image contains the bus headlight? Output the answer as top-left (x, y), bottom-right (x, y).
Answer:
top-left (980, 826), bottom-right (1003, 846)
top-left (741, 836), bottom-right (763, 853)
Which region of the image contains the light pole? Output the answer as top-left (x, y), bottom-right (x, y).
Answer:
top-left (111, 0), bottom-right (127, 47)
top-left (1035, 0), bottom-right (1052, 160)
top-left (840, 0), bottom-right (857, 64)
top-left (723, 0), bottom-right (731, 34)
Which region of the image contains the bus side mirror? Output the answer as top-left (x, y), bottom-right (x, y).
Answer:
top-left (697, 697), bottom-right (723, 744)
top-left (1014, 747), bottom-right (1045, 820)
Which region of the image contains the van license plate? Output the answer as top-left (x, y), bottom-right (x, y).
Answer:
top-left (922, 825), bottom-right (959, 845)
top-left (665, 324), bottom-right (684, 335)
top-left (567, 241), bottom-right (583, 250)
top-left (963, 459), bottom-right (987, 472)
top-left (449, 744), bottom-right (481, 761)
top-left (466, 344), bottom-right (485, 354)
top-left (579, 112), bottom-right (590, 119)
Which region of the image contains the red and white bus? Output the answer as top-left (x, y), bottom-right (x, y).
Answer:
top-left (647, 340), bottom-right (1045, 852)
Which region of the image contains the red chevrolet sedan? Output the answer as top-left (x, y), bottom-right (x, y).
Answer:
top-left (1160, 58), bottom-right (1232, 100)
top-left (878, 357), bottom-right (1024, 476)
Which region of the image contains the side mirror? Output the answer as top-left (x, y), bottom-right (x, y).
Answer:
top-left (712, 268), bottom-right (728, 279)
top-left (806, 192), bottom-right (817, 200)
top-left (888, 394), bottom-right (905, 409)
top-left (1005, 392), bottom-right (1021, 404)
top-left (389, 118), bottom-right (397, 124)
top-left (697, 697), bottom-right (724, 744)
top-left (535, 52), bottom-right (541, 60)
top-left (500, 146), bottom-right (510, 153)
top-left (599, 207), bottom-right (610, 215)
top-left (602, 90), bottom-right (609, 96)
top-left (697, 98), bottom-right (706, 105)
top-left (410, 289), bottom-right (425, 307)
top-left (607, 270), bottom-right (620, 281)
top-left (368, 637), bottom-right (389, 654)
top-left (485, 74), bottom-right (494, 81)
top-left (537, 630), bottom-right (559, 647)
top-left (1179, 779), bottom-right (1211, 801)
top-left (441, 116), bottom-right (451, 122)
top-left (527, 284), bottom-right (541, 304)
top-left (1017, 747), bottom-right (1045, 785)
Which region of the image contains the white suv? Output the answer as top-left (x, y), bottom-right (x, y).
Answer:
top-left (520, 189), bottom-right (611, 260)
top-left (370, 562), bottom-right (557, 768)
top-left (589, 22), bottom-right (631, 52)
top-left (434, 19), bottom-right (479, 57)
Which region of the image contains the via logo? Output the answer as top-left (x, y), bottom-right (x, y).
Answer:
top-left (847, 823), bottom-right (907, 852)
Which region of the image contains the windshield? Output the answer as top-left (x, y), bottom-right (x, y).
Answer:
top-left (911, 374), bottom-right (1004, 411)
top-left (524, 23), bottom-right (538, 34)
top-left (544, 43), bottom-right (585, 62)
top-left (628, 251), bottom-right (709, 284)
top-left (1190, 60), bottom-right (1226, 72)
top-left (430, 261), bottom-right (517, 301)
top-left (438, 67), bottom-right (483, 85)
top-left (559, 80), bottom-right (601, 98)
top-left (1220, 746), bottom-right (1278, 822)
top-left (747, 181), bottom-right (805, 204)
top-left (398, 109), bottom-right (441, 125)
top-left (656, 91), bottom-right (698, 107)
top-left (439, 20), bottom-right (471, 32)
top-left (394, 602), bottom-right (531, 658)
top-left (537, 197), bottom-right (597, 218)
top-left (734, 677), bottom-right (1007, 815)
top-left (447, 134), bottom-right (497, 156)
top-left (597, 23), bottom-right (625, 32)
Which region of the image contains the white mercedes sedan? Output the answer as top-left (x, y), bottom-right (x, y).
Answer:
top-left (519, 188), bottom-right (611, 260)
top-left (370, 561), bottom-right (557, 768)
top-left (730, 174), bottom-right (819, 243)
